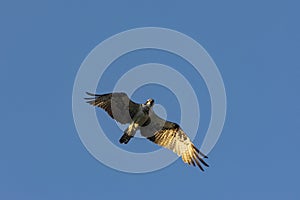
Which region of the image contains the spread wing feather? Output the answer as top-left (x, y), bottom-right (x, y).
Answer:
top-left (85, 92), bottom-right (140, 124)
top-left (141, 112), bottom-right (209, 171)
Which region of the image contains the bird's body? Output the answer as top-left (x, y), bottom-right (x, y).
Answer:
top-left (85, 92), bottom-right (209, 171)
top-left (120, 103), bottom-right (151, 144)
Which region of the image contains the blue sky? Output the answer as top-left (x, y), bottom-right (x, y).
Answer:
top-left (1, 0), bottom-right (300, 199)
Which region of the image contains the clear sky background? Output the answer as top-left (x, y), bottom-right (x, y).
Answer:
top-left (1, 0), bottom-right (300, 199)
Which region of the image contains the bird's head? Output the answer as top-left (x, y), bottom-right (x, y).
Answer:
top-left (145, 98), bottom-right (154, 108)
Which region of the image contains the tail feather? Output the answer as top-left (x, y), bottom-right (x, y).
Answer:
top-left (119, 133), bottom-right (133, 144)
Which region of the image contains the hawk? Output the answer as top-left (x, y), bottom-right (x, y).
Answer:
top-left (85, 92), bottom-right (209, 171)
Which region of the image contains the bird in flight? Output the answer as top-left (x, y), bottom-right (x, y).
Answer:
top-left (85, 92), bottom-right (209, 171)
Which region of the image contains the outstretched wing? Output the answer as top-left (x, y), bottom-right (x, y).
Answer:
top-left (140, 112), bottom-right (209, 171)
top-left (85, 92), bottom-right (141, 124)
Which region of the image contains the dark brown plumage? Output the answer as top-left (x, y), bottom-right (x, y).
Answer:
top-left (85, 92), bottom-right (140, 124)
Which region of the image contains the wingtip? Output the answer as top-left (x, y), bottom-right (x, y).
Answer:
top-left (203, 162), bottom-right (209, 168)
top-left (86, 92), bottom-right (95, 96)
top-left (192, 144), bottom-right (208, 158)
top-left (195, 160), bottom-right (204, 171)
top-left (200, 152), bottom-right (208, 159)
top-left (85, 92), bottom-right (101, 101)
